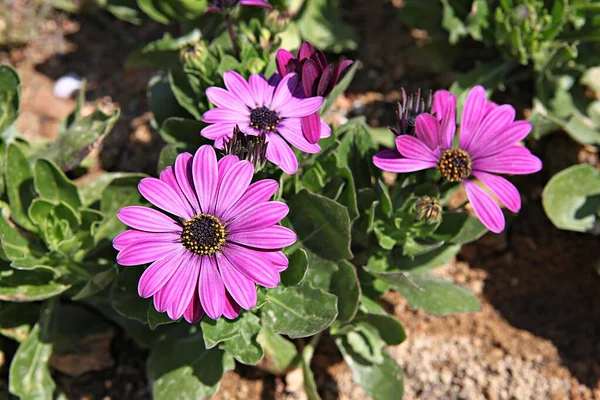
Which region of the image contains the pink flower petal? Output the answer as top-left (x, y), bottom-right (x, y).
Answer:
top-left (223, 71), bottom-right (254, 107)
top-left (159, 166), bottom-right (196, 218)
top-left (117, 241), bottom-right (181, 266)
top-left (217, 155), bottom-right (240, 187)
top-left (240, 0), bottom-right (272, 8)
top-left (205, 87), bottom-right (248, 114)
top-left (113, 230), bottom-right (180, 251)
top-left (202, 108), bottom-right (246, 124)
top-left (278, 96), bottom-right (323, 118)
top-left (227, 201), bottom-right (289, 233)
top-left (261, 250), bottom-right (289, 272)
top-left (301, 113), bottom-right (322, 144)
top-left (199, 256), bottom-right (226, 319)
top-left (302, 59), bottom-right (320, 96)
top-left (467, 104), bottom-right (516, 157)
top-left (373, 149), bottom-right (437, 173)
top-left (249, 74), bottom-right (268, 106)
top-left (298, 41), bottom-right (316, 60)
top-left (117, 206), bottom-right (181, 233)
top-left (138, 248), bottom-right (186, 298)
top-left (216, 252), bottom-right (257, 310)
top-left (174, 153), bottom-right (201, 214)
top-left (222, 293), bottom-right (241, 320)
top-left (415, 113), bottom-right (440, 150)
top-left (266, 133), bottom-right (298, 174)
top-left (432, 90), bottom-right (457, 149)
top-left (473, 146), bottom-right (542, 175)
top-left (459, 86), bottom-right (487, 151)
top-left (183, 292), bottom-right (204, 323)
top-left (138, 177), bottom-right (191, 219)
top-left (277, 122), bottom-right (321, 153)
top-left (165, 253), bottom-right (201, 321)
top-left (472, 120), bottom-right (532, 158)
top-left (228, 225), bottom-right (296, 249)
top-left (215, 160), bottom-right (254, 217)
top-left (201, 123), bottom-right (237, 140)
top-left (320, 121), bottom-right (331, 138)
top-left (472, 171), bottom-right (521, 213)
top-left (192, 145), bottom-right (218, 214)
top-left (463, 179), bottom-right (505, 233)
top-left (221, 179), bottom-right (279, 222)
top-left (395, 135), bottom-right (440, 162)
top-left (224, 244), bottom-right (281, 287)
top-left (270, 73), bottom-right (300, 111)
top-left (276, 49), bottom-right (294, 77)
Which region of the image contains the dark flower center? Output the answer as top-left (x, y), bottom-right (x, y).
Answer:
top-left (180, 214), bottom-right (226, 256)
top-left (438, 149), bottom-right (472, 182)
top-left (249, 106), bottom-right (281, 132)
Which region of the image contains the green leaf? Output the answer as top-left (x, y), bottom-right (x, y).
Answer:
top-left (157, 144), bottom-right (183, 173)
top-left (0, 211), bottom-right (31, 261)
top-left (301, 334), bottom-right (322, 400)
top-left (330, 261), bottom-right (361, 324)
top-left (258, 326), bottom-right (298, 374)
top-left (335, 337), bottom-right (404, 400)
top-left (200, 317), bottom-right (241, 349)
top-left (147, 305), bottom-right (176, 330)
top-left (542, 164), bottom-right (600, 232)
top-left (33, 159), bottom-right (82, 210)
top-left (0, 263), bottom-right (70, 302)
top-left (79, 172), bottom-right (145, 207)
top-left (0, 65), bottom-right (21, 134)
top-left (297, 0), bottom-right (358, 53)
top-left (72, 265), bottom-right (119, 301)
top-left (432, 212), bottom-right (488, 244)
top-left (322, 61), bottom-right (359, 115)
top-left (287, 189), bottom-right (352, 261)
top-left (5, 143), bottom-right (36, 231)
top-left (262, 281), bottom-right (338, 339)
top-left (168, 68), bottom-right (204, 121)
top-left (391, 244), bottom-right (461, 274)
top-left (0, 302), bottom-right (38, 342)
top-left (160, 117), bottom-right (206, 147)
top-left (147, 329), bottom-right (234, 400)
top-left (43, 107), bottom-right (120, 172)
top-left (148, 74), bottom-right (192, 128)
top-left (109, 268), bottom-right (149, 324)
top-left (9, 298), bottom-right (58, 400)
top-left (357, 313), bottom-right (406, 346)
top-left (281, 248), bottom-right (308, 286)
top-left (219, 313), bottom-right (263, 365)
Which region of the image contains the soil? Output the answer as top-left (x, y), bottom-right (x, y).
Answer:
top-left (1, 1), bottom-right (600, 399)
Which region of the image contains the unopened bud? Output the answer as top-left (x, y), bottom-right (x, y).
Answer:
top-left (414, 196), bottom-right (442, 223)
top-left (223, 126), bottom-right (268, 171)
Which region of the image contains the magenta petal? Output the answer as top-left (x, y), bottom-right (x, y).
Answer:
top-left (222, 293), bottom-right (241, 320)
top-left (183, 293), bottom-right (204, 323)
top-left (202, 108), bottom-right (246, 124)
top-left (301, 113), bottom-right (322, 144)
top-left (320, 121), bottom-right (331, 138)
top-left (473, 146), bottom-right (542, 175)
top-left (138, 248), bottom-right (186, 298)
top-left (270, 73), bottom-right (300, 111)
top-left (266, 133), bottom-right (298, 174)
top-left (217, 252), bottom-right (257, 310)
top-left (224, 244), bottom-right (280, 287)
top-left (223, 71), bottom-right (254, 107)
top-left (278, 96), bottom-right (323, 118)
top-left (228, 201), bottom-right (289, 233)
top-left (117, 206), bottom-right (181, 233)
top-left (472, 171), bottom-right (521, 213)
top-left (192, 146), bottom-right (218, 214)
top-left (372, 149), bottom-right (437, 173)
top-left (205, 87), bottom-right (248, 114)
top-left (260, 250), bottom-right (289, 272)
top-left (159, 166), bottom-right (196, 218)
top-left (415, 113), bottom-right (440, 150)
top-left (221, 179), bottom-right (279, 222)
top-left (114, 230), bottom-right (179, 251)
top-left (217, 154), bottom-right (240, 187)
top-left (317, 64), bottom-right (335, 96)
top-left (302, 60), bottom-right (319, 97)
top-left (298, 41), bottom-right (316, 60)
top-left (334, 60), bottom-right (353, 84)
top-left (463, 180), bottom-right (505, 233)
top-left (276, 49), bottom-right (294, 77)
top-left (467, 104), bottom-right (516, 156)
top-left (249, 74), bottom-right (268, 106)
top-left (165, 254), bottom-right (200, 320)
top-left (174, 153), bottom-right (201, 214)
top-left (459, 86), bottom-right (487, 151)
top-left (277, 123), bottom-right (321, 154)
top-left (472, 120), bottom-right (532, 158)
top-left (199, 256), bottom-right (226, 319)
top-left (228, 225), bottom-right (297, 249)
top-left (117, 241), bottom-right (181, 266)
top-left (215, 160), bottom-right (254, 216)
top-left (201, 123), bottom-right (237, 140)
top-left (139, 178), bottom-right (191, 219)
top-left (432, 90), bottom-right (457, 149)
top-left (395, 135), bottom-right (440, 162)
top-left (240, 0), bottom-right (272, 8)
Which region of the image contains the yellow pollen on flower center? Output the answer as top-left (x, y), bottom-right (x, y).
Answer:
top-left (180, 214), bottom-right (226, 256)
top-left (249, 106), bottom-right (281, 132)
top-left (438, 149), bottom-right (472, 182)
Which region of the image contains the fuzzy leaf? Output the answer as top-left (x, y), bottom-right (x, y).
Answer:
top-left (330, 261), bottom-right (361, 324)
top-left (5, 143), bottom-right (36, 231)
top-left (0, 65), bottom-right (21, 134)
top-left (33, 159), bottom-right (82, 210)
top-left (281, 248), bottom-right (308, 286)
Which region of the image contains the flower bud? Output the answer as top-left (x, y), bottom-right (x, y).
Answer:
top-left (223, 126), bottom-right (268, 171)
top-left (414, 196), bottom-right (442, 224)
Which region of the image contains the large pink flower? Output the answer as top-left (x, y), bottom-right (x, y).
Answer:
top-left (113, 145), bottom-right (295, 322)
top-left (201, 71), bottom-right (328, 174)
top-left (373, 86), bottom-right (542, 233)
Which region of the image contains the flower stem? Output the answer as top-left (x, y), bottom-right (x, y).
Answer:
top-left (225, 13), bottom-right (240, 59)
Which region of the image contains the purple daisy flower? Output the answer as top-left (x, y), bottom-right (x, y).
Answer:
top-left (113, 145), bottom-right (296, 322)
top-left (206, 0), bottom-right (272, 13)
top-left (201, 71), bottom-right (326, 174)
top-left (373, 86), bottom-right (542, 233)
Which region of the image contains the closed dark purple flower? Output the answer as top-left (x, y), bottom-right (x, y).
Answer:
top-left (276, 41), bottom-right (353, 144)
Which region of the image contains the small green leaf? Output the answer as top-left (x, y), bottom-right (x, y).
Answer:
top-left (262, 281), bottom-right (338, 339)
top-left (72, 265), bottom-right (119, 301)
top-left (301, 334), bottom-right (322, 400)
top-left (0, 263), bottom-right (70, 302)
top-left (432, 212), bottom-right (488, 244)
top-left (147, 305), bottom-right (176, 330)
top-left (219, 313), bottom-right (263, 365)
top-left (0, 211), bottom-right (31, 261)
top-left (5, 143), bottom-right (35, 231)
top-left (258, 326), bottom-right (298, 374)
top-left (160, 117), bottom-right (206, 147)
top-left (281, 248), bottom-right (308, 286)
top-left (330, 261), bottom-right (361, 324)
top-left (168, 68), bottom-right (204, 121)
top-left (297, 0), bottom-right (358, 53)
top-left (33, 159), bottom-right (82, 209)
top-left (357, 313), bottom-right (406, 346)
top-left (200, 317), bottom-right (241, 349)
top-left (0, 65), bottom-right (21, 134)
top-left (0, 302), bottom-right (38, 342)
top-left (109, 268), bottom-right (148, 324)
top-left (147, 329), bottom-right (234, 400)
top-left (148, 74), bottom-right (192, 128)
top-left (9, 298), bottom-right (58, 400)
top-left (322, 61), bottom-right (359, 114)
